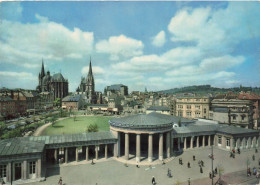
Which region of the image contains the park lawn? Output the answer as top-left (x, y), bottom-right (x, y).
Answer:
top-left (42, 116), bottom-right (112, 136)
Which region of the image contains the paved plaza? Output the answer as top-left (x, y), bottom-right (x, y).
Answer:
top-left (25, 147), bottom-right (260, 185)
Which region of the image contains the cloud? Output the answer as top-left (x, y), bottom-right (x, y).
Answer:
top-left (95, 35), bottom-right (144, 61)
top-left (152, 30), bottom-right (166, 47)
top-left (0, 14), bottom-right (94, 68)
top-left (81, 66), bottom-right (105, 76)
top-left (0, 71), bottom-right (37, 89)
top-left (168, 3), bottom-right (260, 53)
top-left (0, 71), bottom-right (34, 78)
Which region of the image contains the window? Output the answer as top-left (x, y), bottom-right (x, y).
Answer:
top-left (187, 105), bottom-right (191, 109)
top-left (226, 138), bottom-right (230, 146)
top-left (232, 115), bottom-right (236, 120)
top-left (196, 99), bottom-right (200, 102)
top-left (0, 165), bottom-right (7, 178)
top-left (178, 111), bottom-right (183, 117)
top-left (241, 115), bottom-right (246, 121)
top-left (29, 161), bottom-right (36, 174)
top-left (195, 112), bottom-right (201, 116)
top-left (204, 108), bottom-right (207, 114)
top-left (178, 105), bottom-right (183, 109)
top-left (186, 111), bottom-right (192, 117)
top-left (195, 105), bottom-right (200, 109)
top-left (218, 136), bottom-right (222, 144)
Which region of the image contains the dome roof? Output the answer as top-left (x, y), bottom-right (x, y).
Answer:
top-left (52, 73), bottom-right (65, 82)
top-left (109, 112), bottom-right (174, 130)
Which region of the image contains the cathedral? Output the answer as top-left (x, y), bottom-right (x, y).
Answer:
top-left (36, 60), bottom-right (69, 100)
top-left (76, 59), bottom-right (102, 104)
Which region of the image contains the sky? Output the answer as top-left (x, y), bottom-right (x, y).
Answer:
top-left (0, 1), bottom-right (260, 92)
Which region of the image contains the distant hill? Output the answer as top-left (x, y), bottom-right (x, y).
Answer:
top-left (158, 85), bottom-right (260, 95)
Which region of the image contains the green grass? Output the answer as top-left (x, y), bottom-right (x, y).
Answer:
top-left (42, 116), bottom-right (112, 136)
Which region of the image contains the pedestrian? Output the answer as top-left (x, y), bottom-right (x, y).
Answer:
top-left (215, 167), bottom-right (218, 174)
top-left (180, 158), bottom-right (183, 165)
top-left (187, 162), bottom-right (190, 168)
top-left (91, 159), bottom-right (94, 165)
top-left (179, 158), bottom-right (181, 164)
top-left (253, 167), bottom-right (257, 175)
top-left (200, 166), bottom-right (203, 173)
top-left (201, 160), bottom-right (204, 167)
top-left (209, 172), bottom-right (212, 179)
top-left (162, 160), bottom-right (165, 165)
top-left (255, 148), bottom-right (258, 153)
top-left (237, 148), bottom-right (240, 154)
top-left (188, 178), bottom-right (191, 185)
top-left (167, 168), bottom-right (172, 178)
top-left (193, 155), bottom-right (196, 161)
top-left (58, 177), bottom-right (62, 185)
top-left (152, 176), bottom-right (156, 185)
top-left (259, 159), bottom-right (260, 166)
top-left (252, 155), bottom-right (255, 161)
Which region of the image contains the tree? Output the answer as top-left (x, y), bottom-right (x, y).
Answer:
top-left (86, 124), bottom-right (98, 132)
top-left (54, 98), bottom-right (61, 107)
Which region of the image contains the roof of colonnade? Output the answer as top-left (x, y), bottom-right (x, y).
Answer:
top-left (109, 112), bottom-right (182, 130)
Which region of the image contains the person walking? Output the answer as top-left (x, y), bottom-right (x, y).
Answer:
top-left (152, 176), bottom-right (156, 184)
top-left (252, 155), bottom-right (255, 161)
top-left (193, 155), bottom-right (196, 161)
top-left (200, 166), bottom-right (203, 173)
top-left (187, 162), bottom-right (190, 168)
top-left (215, 167), bottom-right (218, 174)
top-left (58, 177), bottom-right (62, 185)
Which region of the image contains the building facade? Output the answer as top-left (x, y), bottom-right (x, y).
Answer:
top-left (104, 84), bottom-right (128, 96)
top-left (210, 99), bottom-right (254, 128)
top-left (176, 96), bottom-right (210, 119)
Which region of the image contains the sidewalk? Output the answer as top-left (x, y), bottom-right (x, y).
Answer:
top-left (179, 170), bottom-right (260, 185)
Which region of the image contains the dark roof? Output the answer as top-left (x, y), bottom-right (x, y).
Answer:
top-left (0, 132), bottom-right (116, 156)
top-left (52, 73), bottom-right (66, 82)
top-left (109, 112), bottom-right (175, 129)
top-left (28, 131), bottom-right (116, 144)
top-left (0, 96), bottom-right (14, 101)
top-left (107, 84), bottom-right (126, 91)
top-left (62, 95), bottom-right (81, 102)
top-left (173, 125), bottom-right (218, 134)
top-left (217, 125), bottom-right (259, 135)
top-left (147, 106), bottom-right (170, 111)
top-left (0, 138), bottom-right (45, 157)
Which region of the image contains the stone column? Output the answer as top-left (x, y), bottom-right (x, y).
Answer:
top-left (184, 137), bottom-right (187, 150)
top-left (37, 159), bottom-right (41, 178)
top-left (190, 136), bottom-right (193, 149)
top-left (86, 146), bottom-right (89, 161)
top-left (166, 132), bottom-right (171, 158)
top-left (208, 135), bottom-right (211, 146)
top-left (65, 147), bottom-right (68, 163)
top-left (196, 136), bottom-right (199, 148)
top-left (222, 136), bottom-right (226, 148)
top-left (170, 132), bottom-right (173, 155)
top-left (95, 145), bottom-right (99, 160)
top-left (7, 162), bottom-right (11, 182)
top-left (148, 134), bottom-right (153, 162)
top-left (125, 133), bottom-right (129, 160)
top-left (202, 136), bottom-right (205, 147)
top-left (105, 144), bottom-right (108, 159)
top-left (76, 147), bottom-right (79, 162)
top-left (252, 137), bottom-right (256, 148)
top-left (247, 137), bottom-right (251, 149)
top-left (54, 148), bottom-right (58, 164)
top-left (136, 134), bottom-right (141, 162)
top-left (159, 133), bottom-right (164, 160)
top-left (177, 138), bottom-right (181, 151)
top-left (22, 160), bottom-right (27, 180)
top-left (230, 138), bottom-right (234, 150)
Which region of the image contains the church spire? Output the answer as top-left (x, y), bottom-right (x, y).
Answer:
top-left (88, 57), bottom-right (93, 76)
top-left (41, 59), bottom-right (45, 77)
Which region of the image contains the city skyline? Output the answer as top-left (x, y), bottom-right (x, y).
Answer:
top-left (0, 1), bottom-right (260, 92)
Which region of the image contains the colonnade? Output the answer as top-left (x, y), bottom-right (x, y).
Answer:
top-left (175, 135), bottom-right (213, 151)
top-left (53, 144), bottom-right (110, 164)
top-left (120, 131), bottom-right (172, 162)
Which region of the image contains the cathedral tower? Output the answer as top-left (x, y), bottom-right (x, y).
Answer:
top-left (85, 58), bottom-right (96, 104)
